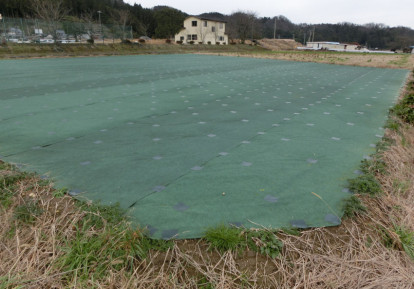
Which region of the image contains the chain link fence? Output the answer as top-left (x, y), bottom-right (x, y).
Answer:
top-left (0, 16), bottom-right (132, 44)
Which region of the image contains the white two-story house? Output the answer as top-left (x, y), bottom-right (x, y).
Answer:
top-left (175, 16), bottom-right (228, 45)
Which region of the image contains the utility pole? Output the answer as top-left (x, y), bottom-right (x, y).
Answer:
top-left (0, 13), bottom-right (5, 43)
top-left (20, 18), bottom-right (25, 41)
top-left (251, 18), bottom-right (254, 41)
top-left (312, 27), bottom-right (315, 42)
top-left (273, 17), bottom-right (276, 39)
top-left (97, 10), bottom-right (103, 44)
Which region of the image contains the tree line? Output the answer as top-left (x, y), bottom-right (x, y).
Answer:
top-left (1, 0), bottom-right (413, 49)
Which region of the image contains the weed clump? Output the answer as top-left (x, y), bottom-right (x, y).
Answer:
top-left (360, 158), bottom-right (387, 175)
top-left (342, 195), bottom-right (367, 218)
top-left (395, 226), bottom-right (414, 260)
top-left (246, 230), bottom-right (283, 258)
top-left (58, 201), bottom-right (173, 282)
top-left (203, 224), bottom-right (245, 253)
top-left (59, 223), bottom-right (146, 281)
top-left (281, 227), bottom-right (301, 236)
top-left (140, 237), bottom-right (173, 253)
top-left (203, 224), bottom-right (284, 258)
top-left (14, 200), bottom-right (43, 224)
top-left (76, 201), bottom-right (126, 230)
top-left (391, 79), bottom-right (414, 124)
top-left (0, 162), bottom-right (29, 209)
top-left (378, 224), bottom-right (414, 261)
top-left (348, 174), bottom-right (381, 196)
top-left (384, 118), bottom-right (401, 132)
top-left (0, 163), bottom-right (26, 189)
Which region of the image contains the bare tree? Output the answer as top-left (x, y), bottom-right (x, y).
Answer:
top-left (212, 23), bottom-right (219, 44)
top-left (32, 0), bottom-right (68, 42)
top-left (228, 11), bottom-right (258, 43)
top-left (198, 20), bottom-right (208, 43)
top-left (80, 10), bottom-right (96, 43)
top-left (112, 9), bottom-right (130, 41)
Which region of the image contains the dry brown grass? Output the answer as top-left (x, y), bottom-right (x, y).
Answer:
top-left (2, 175), bottom-right (414, 289)
top-left (199, 51), bottom-right (414, 69)
top-left (1, 64), bottom-right (414, 289)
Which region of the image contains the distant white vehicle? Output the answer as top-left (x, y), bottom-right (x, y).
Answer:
top-left (40, 38), bottom-right (54, 44)
top-left (58, 39), bottom-right (76, 44)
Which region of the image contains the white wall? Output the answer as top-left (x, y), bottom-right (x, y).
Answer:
top-left (306, 42), bottom-right (359, 51)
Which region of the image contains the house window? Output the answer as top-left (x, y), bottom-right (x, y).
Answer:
top-left (218, 36), bottom-right (224, 41)
top-left (191, 34), bottom-right (198, 41)
top-left (212, 26), bottom-right (216, 32)
top-left (204, 21), bottom-right (208, 27)
top-left (192, 21), bottom-right (197, 27)
top-left (219, 23), bottom-right (224, 29)
top-left (187, 35), bottom-right (192, 41)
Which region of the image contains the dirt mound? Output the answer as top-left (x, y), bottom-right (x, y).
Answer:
top-left (258, 38), bottom-right (301, 50)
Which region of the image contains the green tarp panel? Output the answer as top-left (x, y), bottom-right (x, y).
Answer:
top-left (0, 54), bottom-right (408, 239)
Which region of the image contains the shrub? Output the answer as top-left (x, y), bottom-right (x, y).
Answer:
top-left (165, 39), bottom-right (171, 44)
top-left (189, 41), bottom-right (194, 45)
top-left (216, 42), bottom-right (220, 45)
top-left (87, 38), bottom-right (94, 44)
top-left (176, 40), bottom-right (183, 44)
top-left (207, 41), bottom-right (211, 45)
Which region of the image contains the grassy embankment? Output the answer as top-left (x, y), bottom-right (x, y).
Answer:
top-left (0, 49), bottom-right (414, 288)
top-left (1, 42), bottom-right (413, 69)
top-left (0, 42), bottom-right (265, 58)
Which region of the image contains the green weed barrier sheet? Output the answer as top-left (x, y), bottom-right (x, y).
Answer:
top-left (0, 55), bottom-right (408, 239)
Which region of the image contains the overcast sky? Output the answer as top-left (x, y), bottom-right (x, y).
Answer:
top-left (124, 0), bottom-right (413, 29)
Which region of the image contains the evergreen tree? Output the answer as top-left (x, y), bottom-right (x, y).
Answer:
top-left (153, 6), bottom-right (186, 39)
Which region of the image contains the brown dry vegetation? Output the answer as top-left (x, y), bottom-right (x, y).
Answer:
top-left (256, 39), bottom-right (301, 51)
top-left (1, 53), bottom-right (414, 289)
top-left (201, 50), bottom-right (414, 69)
